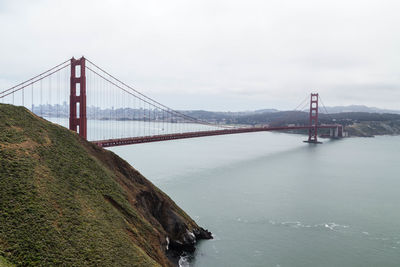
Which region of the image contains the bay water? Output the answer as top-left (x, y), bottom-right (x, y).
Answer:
top-left (109, 130), bottom-right (400, 267)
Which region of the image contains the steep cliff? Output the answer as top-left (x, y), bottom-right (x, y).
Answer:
top-left (0, 104), bottom-right (211, 266)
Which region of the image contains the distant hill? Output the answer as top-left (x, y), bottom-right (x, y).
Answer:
top-left (0, 104), bottom-right (211, 266)
top-left (179, 105), bottom-right (400, 124)
top-left (180, 106), bottom-right (400, 136)
top-left (182, 108), bottom-right (400, 137)
top-left (253, 108), bottom-right (279, 113)
top-left (323, 105), bottom-right (400, 114)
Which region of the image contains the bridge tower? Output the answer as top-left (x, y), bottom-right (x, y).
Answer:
top-left (69, 57), bottom-right (87, 139)
top-left (307, 93), bottom-right (319, 143)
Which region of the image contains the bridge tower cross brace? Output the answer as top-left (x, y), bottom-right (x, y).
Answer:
top-left (308, 93), bottom-right (319, 143)
top-left (69, 57), bottom-right (87, 139)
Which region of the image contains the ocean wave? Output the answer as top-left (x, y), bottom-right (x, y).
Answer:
top-left (322, 222), bottom-right (349, 231)
top-left (268, 220), bottom-right (349, 231)
top-left (238, 217), bottom-right (400, 250)
top-left (236, 217), bottom-right (249, 223)
top-left (237, 217), bottom-right (350, 232)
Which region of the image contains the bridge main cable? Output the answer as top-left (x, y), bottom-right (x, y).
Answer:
top-left (85, 58), bottom-right (231, 129)
top-left (0, 61), bottom-right (71, 99)
top-left (85, 65), bottom-right (220, 128)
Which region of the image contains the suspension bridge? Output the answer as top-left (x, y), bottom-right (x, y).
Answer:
top-left (0, 56), bottom-right (344, 147)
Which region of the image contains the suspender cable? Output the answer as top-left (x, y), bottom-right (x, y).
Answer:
top-left (86, 59), bottom-right (229, 129)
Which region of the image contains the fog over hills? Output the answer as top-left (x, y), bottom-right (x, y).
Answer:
top-left (253, 105), bottom-right (400, 115)
top-left (323, 105), bottom-right (400, 114)
top-left (183, 105), bottom-right (400, 116)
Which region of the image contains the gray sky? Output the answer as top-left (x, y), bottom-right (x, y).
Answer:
top-left (1, 0), bottom-right (399, 111)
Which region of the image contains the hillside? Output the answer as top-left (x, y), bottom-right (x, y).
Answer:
top-left (228, 111), bottom-right (400, 137)
top-left (0, 104), bottom-right (211, 266)
top-left (344, 121), bottom-right (400, 137)
top-left (324, 105), bottom-right (400, 114)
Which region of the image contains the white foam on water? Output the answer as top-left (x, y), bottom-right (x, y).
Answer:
top-left (187, 230), bottom-right (196, 241)
top-left (280, 221), bottom-right (308, 228)
top-left (268, 220), bottom-right (349, 231)
top-left (323, 222), bottom-right (349, 230)
top-left (211, 233), bottom-right (220, 241)
top-left (374, 237), bottom-right (390, 241)
top-left (178, 255), bottom-right (190, 267)
top-left (236, 217), bottom-right (248, 223)
top-left (212, 244), bottom-right (219, 253)
top-left (253, 250), bottom-right (263, 257)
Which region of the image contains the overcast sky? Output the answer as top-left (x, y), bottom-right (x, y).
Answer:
top-left (1, 0), bottom-right (399, 111)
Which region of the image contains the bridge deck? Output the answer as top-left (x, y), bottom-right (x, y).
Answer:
top-left (92, 125), bottom-right (342, 148)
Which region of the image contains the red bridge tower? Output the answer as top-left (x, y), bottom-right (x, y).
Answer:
top-left (69, 57), bottom-right (87, 139)
top-left (307, 93), bottom-right (319, 143)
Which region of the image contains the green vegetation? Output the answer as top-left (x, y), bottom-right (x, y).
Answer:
top-left (345, 120), bottom-right (400, 137)
top-left (0, 255), bottom-right (14, 267)
top-left (0, 104), bottom-right (203, 266)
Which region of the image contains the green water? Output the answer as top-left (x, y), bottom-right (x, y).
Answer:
top-left (110, 132), bottom-right (400, 267)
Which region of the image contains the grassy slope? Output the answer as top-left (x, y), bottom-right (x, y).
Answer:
top-left (0, 104), bottom-right (199, 266)
top-left (0, 255), bottom-right (14, 267)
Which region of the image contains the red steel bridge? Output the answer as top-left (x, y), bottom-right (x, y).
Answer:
top-left (0, 57), bottom-right (343, 147)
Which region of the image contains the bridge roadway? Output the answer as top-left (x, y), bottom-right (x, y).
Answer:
top-left (92, 124), bottom-right (342, 148)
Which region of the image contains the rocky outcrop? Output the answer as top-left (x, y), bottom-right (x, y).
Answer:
top-left (135, 189), bottom-right (212, 253)
top-left (82, 138), bottom-right (213, 265)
